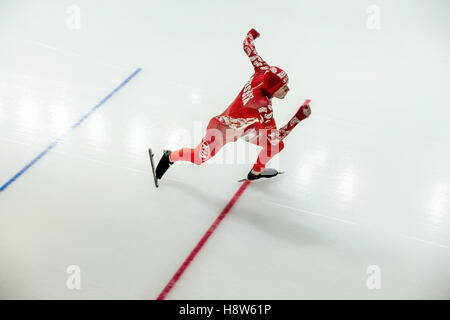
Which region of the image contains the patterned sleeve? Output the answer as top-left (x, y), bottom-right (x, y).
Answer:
top-left (243, 31), bottom-right (269, 71)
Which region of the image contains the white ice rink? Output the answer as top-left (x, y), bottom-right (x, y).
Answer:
top-left (0, 0), bottom-right (449, 299)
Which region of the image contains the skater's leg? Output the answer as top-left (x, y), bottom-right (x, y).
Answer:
top-left (169, 118), bottom-right (228, 165)
top-left (241, 128), bottom-right (285, 174)
top-left (252, 140), bottom-right (284, 173)
top-left (168, 147), bottom-right (195, 163)
top-left (156, 126), bottom-right (226, 180)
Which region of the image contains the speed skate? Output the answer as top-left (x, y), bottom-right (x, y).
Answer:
top-left (238, 168), bottom-right (285, 182)
top-left (148, 148), bottom-right (159, 188)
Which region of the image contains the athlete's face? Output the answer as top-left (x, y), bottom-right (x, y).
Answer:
top-left (273, 84), bottom-right (290, 99)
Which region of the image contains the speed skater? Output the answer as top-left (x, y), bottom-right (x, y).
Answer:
top-left (155, 28), bottom-right (311, 182)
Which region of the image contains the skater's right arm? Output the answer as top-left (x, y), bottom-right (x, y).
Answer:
top-left (277, 102), bottom-right (311, 141)
top-left (250, 101), bottom-right (311, 144)
top-left (243, 28), bottom-right (269, 71)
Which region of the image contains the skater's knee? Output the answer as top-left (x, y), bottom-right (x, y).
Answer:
top-left (265, 140), bottom-right (284, 156)
top-left (193, 140), bottom-right (212, 165)
top-left (273, 140), bottom-right (284, 152)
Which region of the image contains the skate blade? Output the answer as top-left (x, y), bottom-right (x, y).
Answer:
top-left (148, 148), bottom-right (159, 188)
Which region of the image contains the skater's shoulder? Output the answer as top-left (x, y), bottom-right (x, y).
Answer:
top-left (243, 95), bottom-right (272, 118)
top-left (250, 94), bottom-right (271, 108)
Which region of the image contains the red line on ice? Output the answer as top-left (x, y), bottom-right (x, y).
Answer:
top-left (156, 180), bottom-right (251, 300)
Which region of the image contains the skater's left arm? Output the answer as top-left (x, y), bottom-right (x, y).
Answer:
top-left (243, 28), bottom-right (269, 71)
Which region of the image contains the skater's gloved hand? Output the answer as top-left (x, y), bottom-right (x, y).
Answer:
top-left (295, 103), bottom-right (311, 121)
top-left (248, 28), bottom-right (260, 39)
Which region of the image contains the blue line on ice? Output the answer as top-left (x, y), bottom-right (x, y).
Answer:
top-left (0, 68), bottom-right (142, 193)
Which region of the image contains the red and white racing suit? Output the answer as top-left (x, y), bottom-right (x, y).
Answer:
top-left (170, 32), bottom-right (291, 173)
